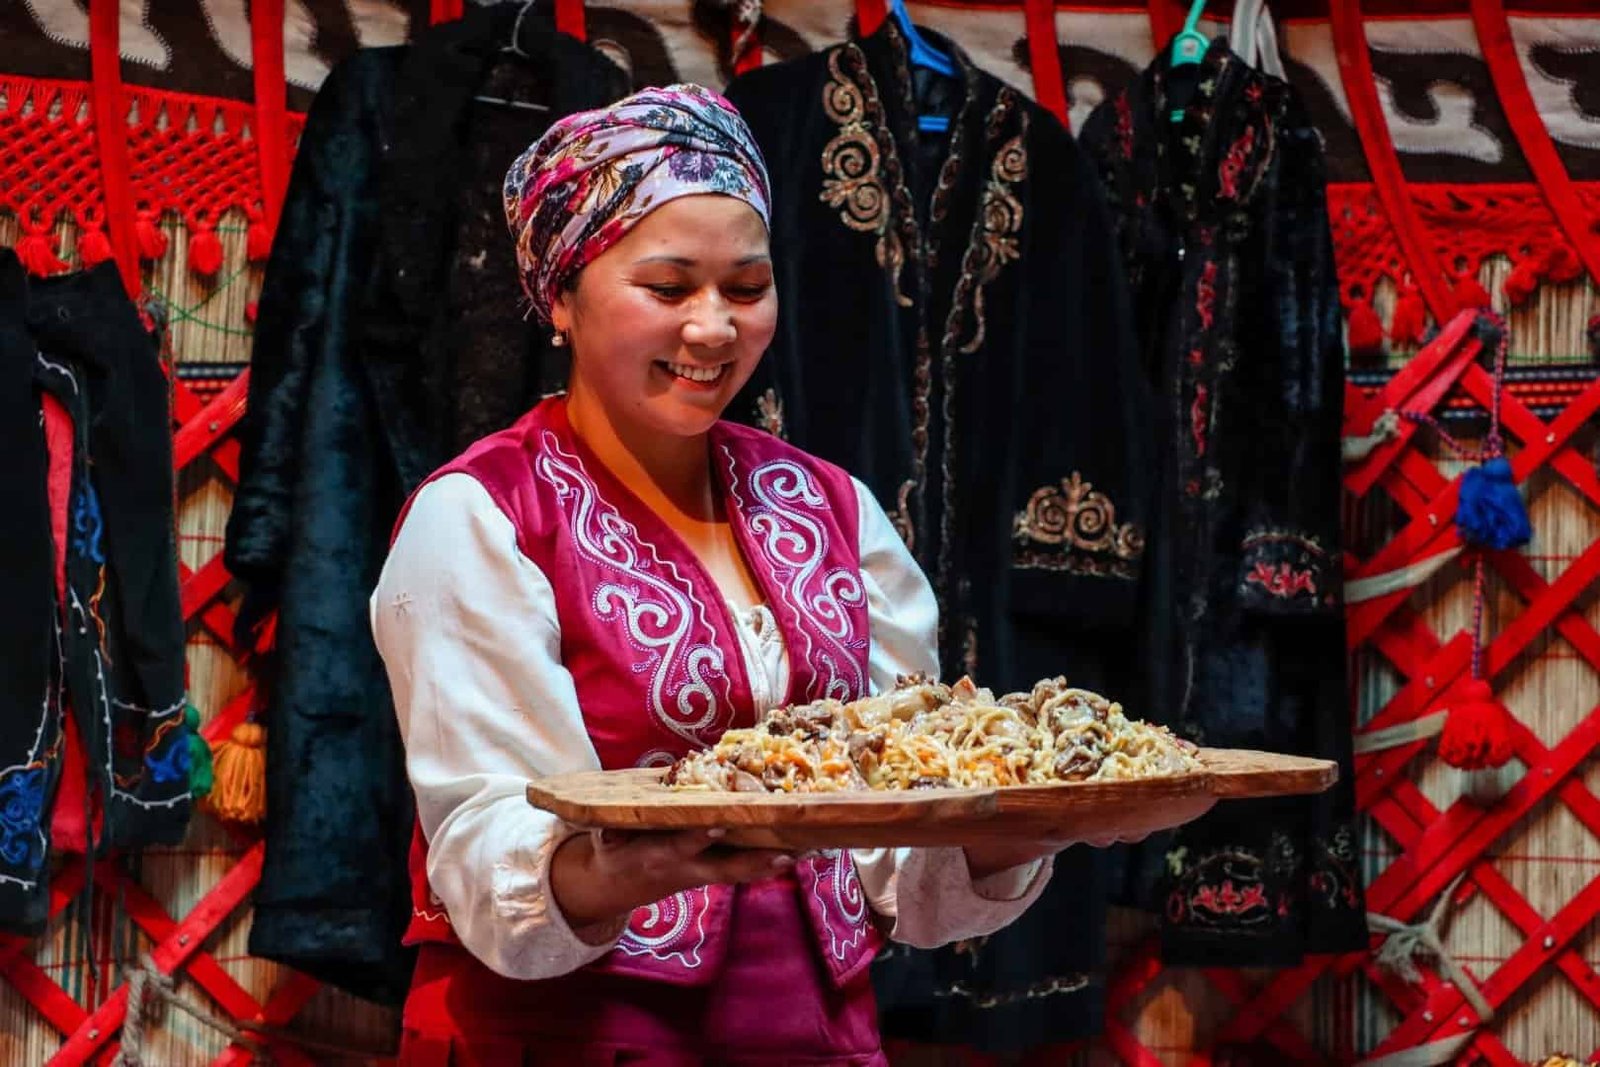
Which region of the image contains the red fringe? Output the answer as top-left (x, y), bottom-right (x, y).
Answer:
top-left (188, 227), bottom-right (225, 276)
top-left (77, 228), bottom-right (114, 268)
top-left (1389, 288), bottom-right (1428, 345)
top-left (1346, 301), bottom-right (1385, 361)
top-left (15, 232), bottom-right (67, 276)
top-left (135, 211), bottom-right (169, 261)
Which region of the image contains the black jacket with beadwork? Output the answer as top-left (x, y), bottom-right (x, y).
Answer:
top-left (224, 8), bottom-right (627, 1003)
top-left (1080, 37), bottom-right (1367, 964)
top-left (725, 20), bottom-right (1151, 1051)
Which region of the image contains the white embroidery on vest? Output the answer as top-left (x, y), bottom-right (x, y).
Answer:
top-left (725, 453), bottom-right (868, 703)
top-left (537, 432), bottom-right (731, 745)
top-left (615, 888), bottom-right (712, 969)
top-left (810, 851), bottom-right (870, 961)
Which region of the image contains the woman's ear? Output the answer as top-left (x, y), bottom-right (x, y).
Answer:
top-left (550, 287), bottom-right (573, 336)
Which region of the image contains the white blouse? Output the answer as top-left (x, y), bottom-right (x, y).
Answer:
top-left (371, 471), bottom-right (1052, 981)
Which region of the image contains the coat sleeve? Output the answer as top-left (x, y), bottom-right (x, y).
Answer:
top-left (224, 58), bottom-right (366, 600)
top-left (371, 474), bottom-right (627, 980)
top-left (1233, 109), bottom-right (1344, 618)
top-left (847, 480), bottom-right (1052, 946)
top-left (1005, 128), bottom-right (1153, 632)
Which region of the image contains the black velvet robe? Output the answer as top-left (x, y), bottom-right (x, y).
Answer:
top-left (224, 7), bottom-right (626, 1003)
top-left (1079, 37), bottom-right (1367, 965)
top-left (724, 20), bottom-right (1152, 1050)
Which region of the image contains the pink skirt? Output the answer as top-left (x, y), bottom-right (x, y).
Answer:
top-left (398, 878), bottom-right (887, 1065)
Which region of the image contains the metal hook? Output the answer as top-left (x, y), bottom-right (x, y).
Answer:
top-left (504, 0), bottom-right (537, 59)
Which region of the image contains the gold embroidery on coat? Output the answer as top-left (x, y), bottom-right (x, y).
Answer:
top-left (820, 49), bottom-right (910, 306)
top-left (959, 116), bottom-right (1028, 355)
top-left (1013, 472), bottom-right (1145, 579)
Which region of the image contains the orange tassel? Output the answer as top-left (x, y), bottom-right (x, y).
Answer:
top-left (1503, 258), bottom-right (1541, 307)
top-left (77, 228), bottom-right (115, 268)
top-left (1437, 679), bottom-right (1514, 771)
top-left (200, 723), bottom-right (267, 825)
top-left (188, 228), bottom-right (225, 276)
top-left (1346, 301), bottom-right (1385, 362)
top-left (1453, 276), bottom-right (1491, 313)
top-left (135, 212), bottom-right (169, 261)
top-left (14, 232), bottom-right (67, 276)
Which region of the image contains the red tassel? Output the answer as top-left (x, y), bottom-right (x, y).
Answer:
top-left (1389, 288), bottom-right (1428, 345)
top-left (188, 227), bottom-right (225, 276)
top-left (14, 232), bottom-right (68, 276)
top-left (245, 301), bottom-right (259, 324)
top-left (1437, 679), bottom-right (1515, 770)
top-left (1454, 276), bottom-right (1491, 313)
top-left (1503, 258), bottom-right (1541, 307)
top-left (1346, 301), bottom-right (1385, 362)
top-left (1545, 244), bottom-right (1582, 285)
top-left (77, 228), bottom-right (114, 268)
top-left (246, 218), bottom-right (273, 262)
top-left (135, 212), bottom-right (169, 261)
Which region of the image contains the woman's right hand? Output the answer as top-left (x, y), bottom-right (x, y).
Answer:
top-left (550, 827), bottom-right (794, 932)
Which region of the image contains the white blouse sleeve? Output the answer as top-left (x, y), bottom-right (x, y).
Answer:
top-left (371, 473), bottom-right (625, 981)
top-left (845, 477), bottom-right (1055, 948)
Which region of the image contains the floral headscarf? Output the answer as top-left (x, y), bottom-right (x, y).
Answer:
top-left (502, 83), bottom-right (772, 325)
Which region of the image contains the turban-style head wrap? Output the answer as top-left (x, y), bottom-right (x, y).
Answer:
top-left (503, 83), bottom-right (772, 325)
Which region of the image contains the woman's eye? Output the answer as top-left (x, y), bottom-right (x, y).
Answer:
top-left (726, 284), bottom-right (770, 302)
top-left (646, 284), bottom-right (689, 299)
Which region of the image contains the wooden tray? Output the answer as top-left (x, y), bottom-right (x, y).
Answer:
top-left (525, 748), bottom-right (1337, 849)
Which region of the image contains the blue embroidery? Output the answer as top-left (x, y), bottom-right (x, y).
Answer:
top-left (0, 766), bottom-right (47, 872)
top-left (71, 481), bottom-right (105, 565)
top-left (144, 730), bottom-right (190, 785)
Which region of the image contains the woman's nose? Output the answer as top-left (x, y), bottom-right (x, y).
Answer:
top-left (681, 294), bottom-right (737, 348)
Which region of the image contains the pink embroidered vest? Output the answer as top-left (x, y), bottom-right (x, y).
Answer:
top-left (396, 397), bottom-right (881, 988)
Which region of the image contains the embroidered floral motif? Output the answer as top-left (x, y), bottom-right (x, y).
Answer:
top-left (754, 387), bottom-right (785, 439)
top-left (726, 455), bottom-right (868, 703)
top-left (820, 48), bottom-right (912, 307)
top-left (616, 887), bottom-right (713, 969)
top-left (1195, 260), bottom-right (1217, 331)
top-left (142, 716), bottom-right (188, 785)
top-left (1191, 382), bottom-right (1211, 457)
top-left (0, 765), bottom-right (47, 873)
top-left (1245, 561), bottom-right (1317, 598)
top-left (72, 481), bottom-right (104, 565)
top-left (1114, 94), bottom-right (1134, 161)
top-left (1164, 838), bottom-right (1295, 933)
top-left (957, 119), bottom-right (1028, 355)
top-left (536, 431), bottom-right (733, 746)
top-left (805, 851), bottom-right (870, 962)
top-left (1012, 472), bottom-right (1145, 579)
top-left (1217, 124), bottom-right (1257, 202)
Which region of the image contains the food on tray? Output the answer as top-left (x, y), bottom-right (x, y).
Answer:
top-left (666, 674), bottom-right (1201, 794)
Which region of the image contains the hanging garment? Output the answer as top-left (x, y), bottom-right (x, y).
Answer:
top-left (374, 396), bottom-right (1048, 1062)
top-left (224, 6), bottom-right (629, 1004)
top-left (1079, 35), bottom-right (1367, 965)
top-left (722, 19), bottom-right (1152, 1050)
top-left (0, 253), bottom-right (191, 935)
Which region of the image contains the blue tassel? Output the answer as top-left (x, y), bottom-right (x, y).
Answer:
top-left (1455, 456), bottom-right (1531, 550)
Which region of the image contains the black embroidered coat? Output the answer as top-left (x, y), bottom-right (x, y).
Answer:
top-left (224, 8), bottom-right (626, 1002)
top-left (725, 21), bottom-right (1151, 1049)
top-left (1079, 38), bottom-right (1367, 964)
top-left (0, 254), bottom-right (191, 934)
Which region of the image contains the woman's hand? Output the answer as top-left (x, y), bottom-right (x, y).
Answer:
top-left (551, 828), bottom-right (794, 931)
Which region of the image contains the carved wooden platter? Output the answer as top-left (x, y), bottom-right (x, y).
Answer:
top-left (525, 748), bottom-right (1337, 849)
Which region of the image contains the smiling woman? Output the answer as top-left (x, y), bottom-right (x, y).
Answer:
top-left (368, 83), bottom-right (1105, 1065)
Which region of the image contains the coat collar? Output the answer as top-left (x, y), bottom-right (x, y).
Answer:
top-left (377, 7), bottom-right (624, 313)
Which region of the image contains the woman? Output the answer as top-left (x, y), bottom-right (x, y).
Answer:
top-left (372, 84), bottom-right (1129, 1064)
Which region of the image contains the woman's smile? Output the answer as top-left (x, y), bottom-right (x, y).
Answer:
top-left (656, 360), bottom-right (733, 388)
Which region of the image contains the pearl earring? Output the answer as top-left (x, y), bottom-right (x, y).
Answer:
top-left (551, 329), bottom-right (567, 347)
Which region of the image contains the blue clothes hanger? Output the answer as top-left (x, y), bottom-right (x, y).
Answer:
top-left (1168, 0), bottom-right (1208, 121)
top-left (888, 0), bottom-right (955, 133)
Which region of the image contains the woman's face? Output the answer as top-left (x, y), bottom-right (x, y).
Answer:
top-left (552, 194), bottom-right (776, 440)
